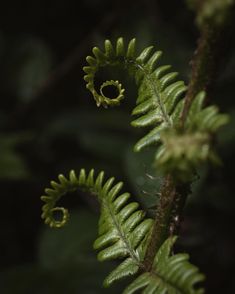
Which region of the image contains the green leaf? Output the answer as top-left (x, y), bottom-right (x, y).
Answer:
top-left (124, 237), bottom-right (205, 294)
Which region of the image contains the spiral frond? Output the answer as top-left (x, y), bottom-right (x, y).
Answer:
top-left (41, 169), bottom-right (99, 228)
top-left (41, 169), bottom-right (153, 287)
top-left (84, 38), bottom-right (229, 178)
top-left (83, 37), bottom-right (132, 107)
top-left (41, 169), bottom-right (205, 293)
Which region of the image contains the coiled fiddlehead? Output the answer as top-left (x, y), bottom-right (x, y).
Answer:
top-left (41, 168), bottom-right (204, 293)
top-left (83, 37), bottom-right (176, 124)
top-left (41, 169), bottom-right (153, 284)
top-left (84, 38), bottom-right (228, 180)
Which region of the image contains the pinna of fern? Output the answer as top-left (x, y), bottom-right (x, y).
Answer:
top-left (154, 91), bottom-right (229, 180)
top-left (124, 236), bottom-right (205, 294)
top-left (83, 38), bottom-right (229, 180)
top-left (41, 168), bottom-right (205, 293)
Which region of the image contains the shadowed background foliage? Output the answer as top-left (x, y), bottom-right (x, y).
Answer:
top-left (0, 0), bottom-right (235, 293)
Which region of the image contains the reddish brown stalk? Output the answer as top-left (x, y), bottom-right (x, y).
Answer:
top-left (144, 175), bottom-right (189, 270)
top-left (180, 25), bottom-right (222, 126)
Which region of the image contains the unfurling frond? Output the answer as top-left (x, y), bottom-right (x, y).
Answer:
top-left (83, 37), bottom-right (185, 163)
top-left (41, 169), bottom-right (153, 287)
top-left (41, 169), bottom-right (205, 293)
top-left (83, 38), bottom-right (228, 179)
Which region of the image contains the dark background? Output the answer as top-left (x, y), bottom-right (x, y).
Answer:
top-left (0, 0), bottom-right (235, 293)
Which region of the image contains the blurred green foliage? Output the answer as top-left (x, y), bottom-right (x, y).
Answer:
top-left (0, 134), bottom-right (29, 179)
top-left (2, 210), bottom-right (126, 293)
top-left (187, 0), bottom-right (235, 27)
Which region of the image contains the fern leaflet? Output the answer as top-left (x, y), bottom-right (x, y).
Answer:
top-left (124, 236), bottom-right (205, 294)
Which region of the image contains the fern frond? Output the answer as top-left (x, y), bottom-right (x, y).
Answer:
top-left (124, 236), bottom-right (205, 294)
top-left (84, 38), bottom-right (229, 178)
top-left (41, 169), bottom-right (153, 286)
top-left (41, 169), bottom-right (205, 292)
top-left (41, 169), bottom-right (98, 228)
top-left (83, 37), bottom-right (186, 145)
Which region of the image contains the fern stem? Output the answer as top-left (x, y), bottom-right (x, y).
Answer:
top-left (144, 176), bottom-right (190, 271)
top-left (180, 25), bottom-right (221, 125)
top-left (180, 0), bottom-right (235, 127)
top-left (144, 174), bottom-right (176, 270)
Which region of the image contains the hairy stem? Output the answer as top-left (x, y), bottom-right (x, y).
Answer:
top-left (180, 24), bottom-right (222, 125)
top-left (144, 174), bottom-right (176, 270)
top-left (144, 176), bottom-right (189, 270)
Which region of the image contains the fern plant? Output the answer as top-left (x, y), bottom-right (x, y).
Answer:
top-left (42, 169), bottom-right (204, 293)
top-left (83, 38), bottom-right (228, 180)
top-left (40, 11), bottom-right (230, 293)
